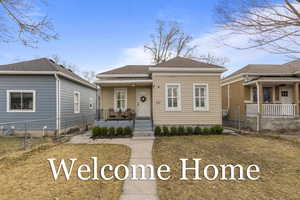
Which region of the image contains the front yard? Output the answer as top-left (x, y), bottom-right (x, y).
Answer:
top-left (0, 144), bottom-right (131, 200)
top-left (0, 136), bottom-right (52, 157)
top-left (153, 135), bottom-right (300, 200)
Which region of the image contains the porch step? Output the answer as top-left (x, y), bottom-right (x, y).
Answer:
top-left (133, 130), bottom-right (154, 137)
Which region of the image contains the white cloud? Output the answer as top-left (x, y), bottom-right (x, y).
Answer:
top-left (191, 29), bottom-right (288, 76)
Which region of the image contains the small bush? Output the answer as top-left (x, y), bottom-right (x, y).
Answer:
top-left (170, 126), bottom-right (177, 136)
top-left (210, 126), bottom-right (217, 134)
top-left (178, 126), bottom-right (185, 136)
top-left (162, 126), bottom-right (169, 136)
top-left (186, 127), bottom-right (193, 135)
top-left (194, 126), bottom-right (202, 135)
top-left (108, 127), bottom-right (115, 137)
top-left (155, 126), bottom-right (162, 136)
top-left (92, 127), bottom-right (101, 138)
top-left (116, 127), bottom-right (123, 136)
top-left (203, 127), bottom-right (210, 135)
top-left (102, 127), bottom-right (108, 137)
top-left (124, 126), bottom-right (132, 137)
top-left (213, 125), bottom-right (224, 135)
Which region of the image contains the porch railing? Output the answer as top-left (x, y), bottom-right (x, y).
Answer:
top-left (97, 109), bottom-right (136, 121)
top-left (246, 104), bottom-right (296, 117)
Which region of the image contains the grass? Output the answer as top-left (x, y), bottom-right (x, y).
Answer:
top-left (0, 136), bottom-right (53, 157)
top-left (153, 135), bottom-right (300, 200)
top-left (0, 144), bottom-right (131, 200)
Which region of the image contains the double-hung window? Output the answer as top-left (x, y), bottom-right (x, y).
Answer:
top-left (193, 83), bottom-right (209, 111)
top-left (114, 88), bottom-right (127, 112)
top-left (7, 90), bottom-right (36, 112)
top-left (74, 91), bottom-right (80, 113)
top-left (166, 83), bottom-right (181, 111)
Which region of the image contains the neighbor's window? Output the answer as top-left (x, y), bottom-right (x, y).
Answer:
top-left (74, 91), bottom-right (80, 113)
top-left (263, 87), bottom-right (272, 103)
top-left (114, 88), bottom-right (127, 112)
top-left (166, 84), bottom-right (181, 111)
top-left (89, 97), bottom-right (93, 109)
top-left (7, 90), bottom-right (35, 112)
top-left (252, 87), bottom-right (257, 102)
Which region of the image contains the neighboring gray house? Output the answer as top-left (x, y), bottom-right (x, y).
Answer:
top-left (0, 58), bottom-right (97, 136)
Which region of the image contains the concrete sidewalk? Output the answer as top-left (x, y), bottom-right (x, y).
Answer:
top-left (69, 133), bottom-right (159, 200)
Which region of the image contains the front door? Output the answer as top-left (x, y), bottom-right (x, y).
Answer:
top-left (280, 86), bottom-right (293, 104)
top-left (136, 88), bottom-right (151, 118)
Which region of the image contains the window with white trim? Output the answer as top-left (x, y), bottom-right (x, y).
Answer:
top-left (193, 84), bottom-right (208, 111)
top-left (74, 91), bottom-right (80, 113)
top-left (114, 88), bottom-right (127, 112)
top-left (7, 90), bottom-right (36, 112)
top-left (89, 97), bottom-right (93, 109)
top-left (166, 84), bottom-right (181, 111)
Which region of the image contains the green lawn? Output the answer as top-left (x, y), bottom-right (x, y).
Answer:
top-left (153, 135), bottom-right (300, 200)
top-left (0, 144), bottom-right (131, 200)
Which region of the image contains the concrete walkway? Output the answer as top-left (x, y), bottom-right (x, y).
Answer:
top-left (69, 133), bottom-right (159, 200)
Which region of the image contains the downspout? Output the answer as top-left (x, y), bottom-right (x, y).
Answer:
top-left (55, 73), bottom-right (61, 134)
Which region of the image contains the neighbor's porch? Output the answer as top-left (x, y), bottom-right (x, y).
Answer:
top-left (95, 79), bottom-right (153, 122)
top-left (244, 78), bottom-right (300, 118)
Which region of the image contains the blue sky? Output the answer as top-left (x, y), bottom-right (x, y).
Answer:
top-left (0, 0), bottom-right (291, 75)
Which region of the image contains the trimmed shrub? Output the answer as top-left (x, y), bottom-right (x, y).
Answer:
top-left (108, 127), bottom-right (115, 137)
top-left (162, 126), bottom-right (169, 136)
top-left (102, 127), bottom-right (108, 137)
top-left (178, 126), bottom-right (185, 136)
top-left (186, 127), bottom-right (193, 135)
top-left (194, 126), bottom-right (202, 135)
top-left (213, 125), bottom-right (224, 135)
top-left (116, 127), bottom-right (123, 136)
top-left (155, 126), bottom-right (162, 136)
top-left (203, 127), bottom-right (210, 135)
top-left (92, 127), bottom-right (101, 138)
top-left (170, 126), bottom-right (177, 136)
top-left (210, 126), bottom-right (217, 134)
top-left (124, 126), bottom-right (132, 137)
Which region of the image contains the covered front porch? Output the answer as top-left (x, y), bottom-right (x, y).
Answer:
top-left (244, 77), bottom-right (300, 118)
top-left (95, 79), bottom-right (153, 121)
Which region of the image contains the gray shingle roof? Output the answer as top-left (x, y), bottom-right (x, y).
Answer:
top-left (156, 56), bottom-right (225, 68)
top-left (224, 64), bottom-right (291, 79)
top-left (0, 58), bottom-right (96, 89)
top-left (100, 65), bottom-right (152, 75)
top-left (98, 56), bottom-right (226, 76)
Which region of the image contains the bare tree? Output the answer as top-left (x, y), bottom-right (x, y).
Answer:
top-left (0, 0), bottom-right (58, 47)
top-left (82, 71), bottom-right (96, 82)
top-left (51, 54), bottom-right (78, 73)
top-left (194, 53), bottom-right (230, 66)
top-left (144, 20), bottom-right (197, 64)
top-left (215, 0), bottom-right (300, 57)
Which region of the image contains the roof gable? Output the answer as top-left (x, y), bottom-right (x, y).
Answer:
top-left (0, 58), bottom-right (96, 89)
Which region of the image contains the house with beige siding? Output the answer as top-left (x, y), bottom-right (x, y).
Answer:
top-left (221, 59), bottom-right (300, 131)
top-left (95, 57), bottom-right (226, 132)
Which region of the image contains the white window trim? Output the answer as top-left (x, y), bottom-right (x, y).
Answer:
top-left (114, 88), bottom-right (127, 112)
top-left (7, 90), bottom-right (36, 112)
top-left (193, 83), bottom-right (209, 111)
top-left (74, 91), bottom-right (80, 114)
top-left (165, 83), bottom-right (182, 112)
top-left (89, 97), bottom-right (94, 109)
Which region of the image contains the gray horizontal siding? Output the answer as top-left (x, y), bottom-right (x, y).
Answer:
top-left (0, 75), bottom-right (57, 131)
top-left (59, 76), bottom-right (97, 129)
